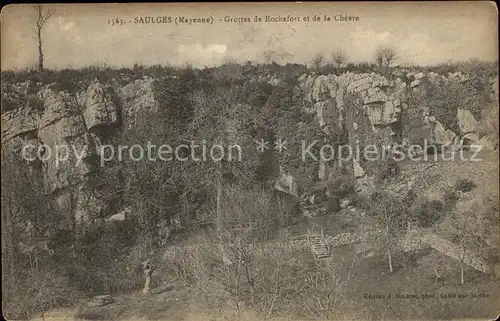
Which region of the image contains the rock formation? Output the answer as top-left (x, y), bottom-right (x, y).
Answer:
top-left (1, 70), bottom-right (497, 226)
top-left (2, 80), bottom-right (122, 226)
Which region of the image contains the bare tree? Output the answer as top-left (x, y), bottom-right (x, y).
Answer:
top-left (33, 5), bottom-right (53, 71)
top-left (311, 53), bottom-right (325, 71)
top-left (433, 254), bottom-right (447, 287)
top-left (141, 260), bottom-right (155, 295)
top-left (374, 45), bottom-right (397, 77)
top-left (331, 49), bottom-right (348, 68)
top-left (367, 192), bottom-right (408, 273)
top-left (262, 50), bottom-right (278, 64)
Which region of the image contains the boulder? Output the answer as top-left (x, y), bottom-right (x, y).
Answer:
top-left (363, 87), bottom-right (387, 104)
top-left (457, 108), bottom-right (479, 133)
top-left (105, 207), bottom-right (132, 222)
top-left (340, 198), bottom-right (351, 209)
top-left (448, 72), bottom-right (469, 83)
top-left (274, 167), bottom-right (298, 196)
top-left (119, 79), bottom-right (158, 128)
top-left (311, 75), bottom-right (332, 102)
top-left (365, 101), bottom-right (400, 126)
top-left (414, 72), bottom-right (425, 80)
top-left (83, 82), bottom-right (118, 131)
top-left (410, 79), bottom-right (421, 88)
top-left (353, 159), bottom-right (366, 178)
top-left (433, 121), bottom-right (456, 146)
top-left (477, 135), bottom-right (497, 150)
top-left (105, 212), bottom-right (126, 222)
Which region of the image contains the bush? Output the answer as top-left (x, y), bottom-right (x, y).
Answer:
top-left (376, 157), bottom-right (400, 183)
top-left (328, 174), bottom-right (355, 197)
top-left (1, 82), bottom-right (28, 113)
top-left (326, 195), bottom-right (341, 212)
top-left (218, 184), bottom-right (294, 241)
top-left (350, 194), bottom-right (371, 210)
top-left (420, 72), bottom-right (492, 132)
top-left (2, 270), bottom-right (79, 320)
top-left (61, 221), bottom-right (142, 295)
top-left (1, 94), bottom-right (19, 113)
top-left (28, 95), bottom-right (44, 113)
top-left (454, 178), bottom-right (476, 192)
top-left (443, 188), bottom-right (459, 207)
top-left (163, 244), bottom-right (201, 287)
top-left (403, 189), bottom-right (417, 207)
top-left (151, 69), bottom-right (197, 130)
top-left (412, 199), bottom-right (445, 228)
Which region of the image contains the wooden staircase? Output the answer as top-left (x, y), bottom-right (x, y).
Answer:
top-left (307, 228), bottom-right (331, 260)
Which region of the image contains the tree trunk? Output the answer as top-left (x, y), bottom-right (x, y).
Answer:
top-left (386, 225), bottom-right (393, 273)
top-left (143, 274), bottom-right (151, 294)
top-left (459, 244), bottom-right (465, 284)
top-left (216, 161), bottom-right (221, 237)
top-left (347, 255), bottom-right (356, 281)
top-left (37, 29), bottom-right (44, 71)
top-left (142, 261), bottom-right (154, 295)
top-left (388, 248), bottom-right (393, 273)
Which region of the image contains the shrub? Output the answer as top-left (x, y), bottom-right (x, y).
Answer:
top-left (218, 184), bottom-right (293, 241)
top-left (420, 72), bottom-right (492, 132)
top-left (28, 95), bottom-right (44, 113)
top-left (349, 194), bottom-right (370, 210)
top-left (1, 94), bottom-right (20, 113)
top-left (326, 195), bottom-right (341, 212)
top-left (403, 189), bottom-right (417, 207)
top-left (376, 157), bottom-right (400, 183)
top-left (328, 174), bottom-right (355, 197)
top-left (151, 69), bottom-right (197, 129)
top-left (443, 188), bottom-right (459, 207)
top-left (62, 221), bottom-right (141, 295)
top-left (454, 178), bottom-right (476, 192)
top-left (1, 83), bottom-right (27, 113)
top-left (412, 199), bottom-right (445, 228)
top-left (2, 270), bottom-right (79, 320)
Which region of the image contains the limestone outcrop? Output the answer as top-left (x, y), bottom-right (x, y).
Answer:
top-left (1, 70), bottom-right (497, 225)
top-left (292, 70), bottom-right (498, 196)
top-left (1, 81), bottom-right (126, 225)
top-left (83, 81), bottom-right (119, 132)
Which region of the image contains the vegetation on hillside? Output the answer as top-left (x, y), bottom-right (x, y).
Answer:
top-left (1, 57), bottom-right (499, 320)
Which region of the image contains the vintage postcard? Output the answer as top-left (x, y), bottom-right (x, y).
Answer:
top-left (1, 2), bottom-right (498, 321)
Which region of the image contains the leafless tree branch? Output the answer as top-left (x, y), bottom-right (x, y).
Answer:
top-left (32, 5), bottom-right (53, 71)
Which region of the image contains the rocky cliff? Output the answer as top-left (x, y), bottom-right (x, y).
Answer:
top-left (2, 71), bottom-right (498, 226)
top-left (2, 78), bottom-right (156, 227)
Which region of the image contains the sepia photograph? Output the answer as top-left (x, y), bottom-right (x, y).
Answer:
top-left (1, 2), bottom-right (499, 320)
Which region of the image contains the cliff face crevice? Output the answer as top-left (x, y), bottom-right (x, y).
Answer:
top-left (1, 71), bottom-right (498, 225)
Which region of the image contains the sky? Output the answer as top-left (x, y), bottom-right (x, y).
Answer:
top-left (1, 2), bottom-right (498, 70)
